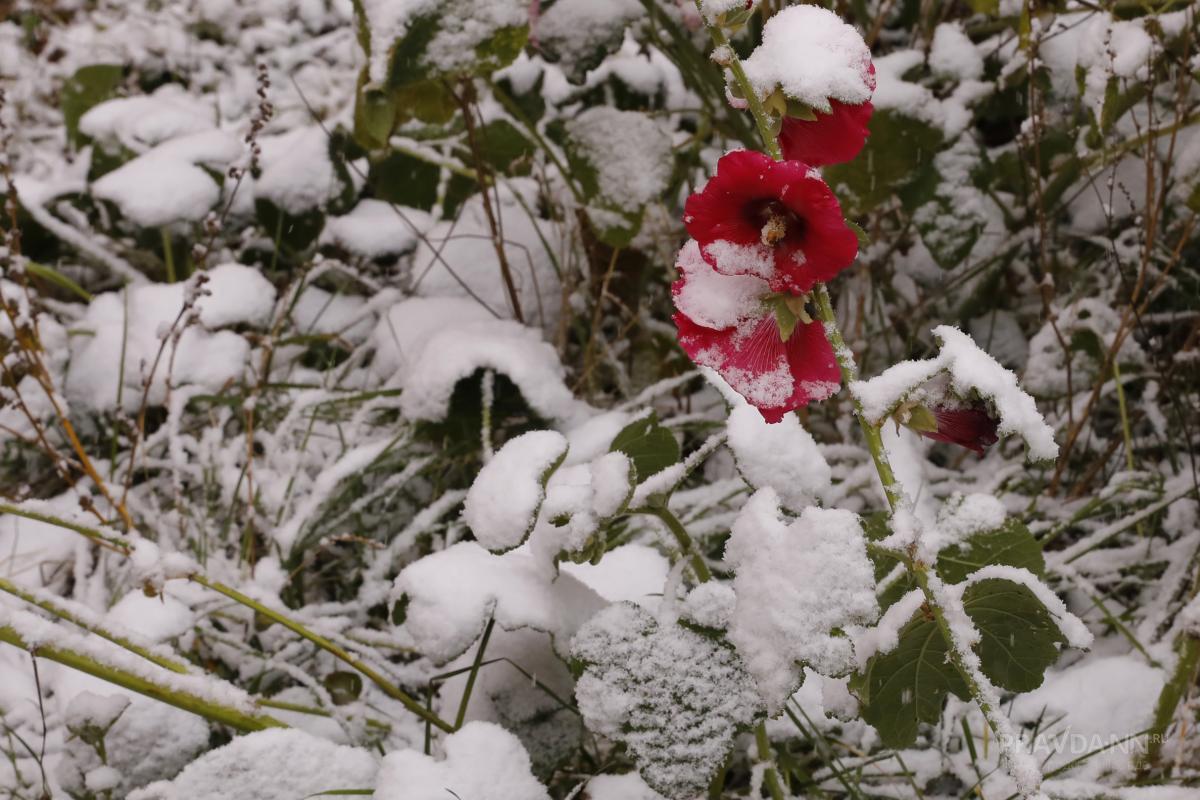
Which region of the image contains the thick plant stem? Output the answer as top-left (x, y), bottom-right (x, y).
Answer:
top-left (695, 15), bottom-right (1046, 794)
top-left (0, 626), bottom-right (284, 732)
top-left (192, 576), bottom-right (455, 733)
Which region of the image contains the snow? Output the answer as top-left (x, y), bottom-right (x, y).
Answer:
top-left (698, 0), bottom-right (758, 23)
top-left (64, 690), bottom-right (131, 736)
top-left (320, 200), bottom-right (432, 259)
top-left (92, 155), bottom-right (221, 228)
top-left (724, 489), bottom-right (878, 711)
top-left (197, 263), bottom-right (278, 328)
top-left (392, 541), bottom-right (606, 663)
top-left (105, 588), bottom-right (195, 643)
top-left (254, 125), bottom-right (345, 215)
top-left (538, 0), bottom-right (644, 77)
top-left (674, 239), bottom-right (769, 328)
top-left (375, 721), bottom-right (548, 800)
top-left (128, 728), bottom-right (378, 800)
top-left (566, 108), bottom-right (672, 210)
top-left (80, 86), bottom-right (215, 152)
top-left (681, 581), bottom-right (736, 629)
top-left (560, 543), bottom-right (670, 606)
top-left (726, 403), bottom-right (831, 512)
top-left (740, 5), bottom-right (873, 111)
top-left (465, 430), bottom-right (569, 552)
top-left (929, 22), bottom-right (983, 81)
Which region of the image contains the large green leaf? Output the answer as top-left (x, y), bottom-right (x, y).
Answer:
top-left (854, 577), bottom-right (1066, 747)
top-left (936, 519), bottom-right (1045, 584)
top-left (825, 110), bottom-right (943, 215)
top-left (609, 412), bottom-right (679, 483)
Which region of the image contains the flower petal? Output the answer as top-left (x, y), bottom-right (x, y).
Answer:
top-left (778, 100), bottom-right (874, 167)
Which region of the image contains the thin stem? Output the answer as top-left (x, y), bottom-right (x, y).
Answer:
top-left (191, 576), bottom-right (455, 733)
top-left (454, 617), bottom-right (495, 729)
top-left (160, 227), bottom-right (176, 283)
top-left (638, 504), bottom-right (712, 582)
top-left (754, 721), bottom-right (787, 800)
top-left (697, 17), bottom-right (782, 161)
top-left (0, 626), bottom-right (284, 732)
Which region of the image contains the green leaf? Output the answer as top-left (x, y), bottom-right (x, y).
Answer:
top-left (367, 150), bottom-right (440, 211)
top-left (825, 110), bottom-right (943, 216)
top-left (773, 297), bottom-right (798, 342)
top-left (610, 412), bottom-right (680, 483)
top-left (62, 64), bottom-right (124, 149)
top-left (965, 578), bottom-right (1065, 693)
top-left (845, 219), bottom-right (871, 249)
top-left (352, 79), bottom-right (397, 150)
top-left (854, 578), bottom-right (1066, 747)
top-left (936, 519), bottom-right (1045, 584)
top-left (323, 671), bottom-right (364, 705)
top-left (476, 119), bottom-right (534, 172)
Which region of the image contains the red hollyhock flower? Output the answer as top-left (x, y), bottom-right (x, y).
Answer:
top-left (671, 239), bottom-right (840, 422)
top-left (777, 65), bottom-right (876, 167)
top-left (778, 100), bottom-right (874, 166)
top-left (683, 150), bottom-right (859, 295)
top-left (918, 405), bottom-right (1000, 454)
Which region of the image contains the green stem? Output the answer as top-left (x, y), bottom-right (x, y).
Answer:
top-left (160, 227), bottom-right (176, 283)
top-left (754, 721), bottom-right (787, 800)
top-left (192, 576), bottom-right (454, 733)
top-left (0, 626), bottom-right (284, 732)
top-left (0, 503), bottom-right (132, 553)
top-left (454, 617), bottom-right (494, 729)
top-left (638, 504), bottom-right (712, 582)
top-left (701, 21), bottom-right (783, 161)
top-left (0, 576), bottom-right (190, 674)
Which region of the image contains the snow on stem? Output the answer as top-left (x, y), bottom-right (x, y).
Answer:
top-left (693, 12), bottom-right (1050, 797)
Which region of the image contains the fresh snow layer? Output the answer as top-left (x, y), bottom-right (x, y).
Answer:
top-left (321, 200), bottom-right (433, 259)
top-left (127, 728), bottom-right (378, 800)
top-left (465, 430), bottom-right (568, 552)
top-left (740, 5), bottom-right (873, 110)
top-left (391, 542), bottom-right (606, 663)
top-left (375, 721), bottom-right (548, 800)
top-left (726, 403), bottom-right (831, 512)
top-left (725, 489), bottom-right (878, 711)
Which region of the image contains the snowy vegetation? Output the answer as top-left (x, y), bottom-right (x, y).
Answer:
top-left (0, 0), bottom-right (1197, 798)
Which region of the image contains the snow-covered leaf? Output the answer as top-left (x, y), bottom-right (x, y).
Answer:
top-left (571, 602), bottom-right (762, 799)
top-left (465, 430), bottom-right (568, 552)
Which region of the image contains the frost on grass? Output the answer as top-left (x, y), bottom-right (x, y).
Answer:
top-left (392, 542), bottom-right (606, 663)
top-left (725, 489), bottom-right (878, 712)
top-left (726, 403), bottom-right (831, 512)
top-left (127, 728), bottom-right (378, 800)
top-left (465, 430), bottom-right (568, 552)
top-left (740, 5), bottom-right (873, 110)
top-left (851, 325), bottom-right (1058, 462)
top-left (375, 721), bottom-right (548, 800)
top-left (571, 602), bottom-right (762, 799)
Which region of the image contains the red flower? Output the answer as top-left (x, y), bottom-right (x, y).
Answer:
top-left (778, 100), bottom-right (874, 166)
top-left (919, 405), bottom-right (1000, 454)
top-left (671, 240), bottom-right (840, 422)
top-left (683, 150), bottom-right (859, 295)
top-left (777, 65), bottom-right (876, 167)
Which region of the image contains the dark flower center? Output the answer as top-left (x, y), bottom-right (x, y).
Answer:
top-left (744, 198), bottom-right (804, 247)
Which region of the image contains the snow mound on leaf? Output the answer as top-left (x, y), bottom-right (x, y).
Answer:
top-left (80, 85), bottom-right (215, 152)
top-left (465, 430), bottom-right (568, 552)
top-left (565, 108), bottom-right (672, 210)
top-left (740, 5), bottom-right (872, 111)
top-left (127, 729), bottom-right (377, 800)
top-left (369, 297), bottom-right (586, 424)
top-left (560, 543), bottom-right (670, 606)
top-left (726, 403), bottom-right (831, 512)
top-left (321, 199), bottom-right (433, 259)
top-left (391, 542), bottom-right (606, 663)
top-left (93, 156), bottom-right (220, 228)
top-left (375, 721), bottom-right (548, 800)
top-left (254, 125), bottom-right (346, 215)
top-left (65, 266), bottom-right (275, 413)
top-left (725, 489), bottom-right (878, 711)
